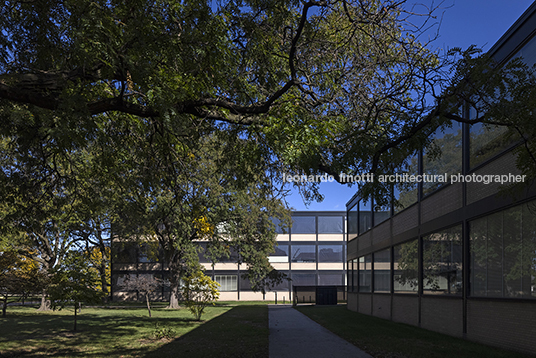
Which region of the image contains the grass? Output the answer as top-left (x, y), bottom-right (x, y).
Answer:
top-left (296, 305), bottom-right (534, 358)
top-left (0, 303), bottom-right (268, 358)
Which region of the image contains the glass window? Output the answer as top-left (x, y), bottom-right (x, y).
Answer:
top-left (291, 216), bottom-right (316, 234)
top-left (423, 226), bottom-right (463, 296)
top-left (292, 273), bottom-right (316, 286)
top-left (269, 244), bottom-right (289, 263)
top-left (112, 242), bottom-right (137, 263)
top-left (423, 122), bottom-right (462, 196)
top-left (347, 260), bottom-right (353, 292)
top-left (352, 258), bottom-right (358, 292)
top-left (359, 199), bottom-right (372, 234)
top-left (374, 198), bottom-right (391, 226)
top-left (198, 243), bottom-right (209, 263)
top-left (469, 122), bottom-right (511, 169)
top-left (470, 202), bottom-right (536, 298)
top-left (270, 272), bottom-right (290, 291)
top-left (393, 240), bottom-right (419, 293)
top-left (214, 275), bottom-right (237, 291)
top-left (272, 218), bottom-right (287, 234)
top-left (394, 154), bottom-right (419, 214)
top-left (138, 242), bottom-right (160, 263)
top-left (318, 216), bottom-right (344, 234)
top-left (318, 274), bottom-right (343, 285)
top-left (374, 249), bottom-right (391, 292)
top-left (347, 203), bottom-right (358, 240)
top-left (511, 33), bottom-right (536, 68)
top-left (291, 245), bottom-right (316, 263)
top-left (468, 103), bottom-right (519, 170)
top-left (318, 245), bottom-right (343, 262)
top-left (358, 254), bottom-right (372, 292)
top-left (271, 244), bottom-right (289, 256)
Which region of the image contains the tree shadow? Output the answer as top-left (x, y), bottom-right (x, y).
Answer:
top-left (143, 305), bottom-right (269, 358)
top-left (0, 308), bottom-right (201, 357)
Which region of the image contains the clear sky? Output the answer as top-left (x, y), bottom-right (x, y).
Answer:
top-left (284, 0), bottom-right (535, 212)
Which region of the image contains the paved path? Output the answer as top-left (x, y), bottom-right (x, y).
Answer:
top-left (268, 304), bottom-right (372, 358)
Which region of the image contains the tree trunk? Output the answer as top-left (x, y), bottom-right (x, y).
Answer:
top-left (98, 240), bottom-right (109, 303)
top-left (165, 253), bottom-right (182, 309)
top-left (2, 297), bottom-right (7, 317)
top-left (167, 284), bottom-right (181, 309)
top-left (73, 302), bottom-right (78, 331)
top-left (38, 289), bottom-right (51, 311)
top-left (145, 293), bottom-right (152, 317)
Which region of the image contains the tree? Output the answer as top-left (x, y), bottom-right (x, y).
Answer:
top-left (48, 251), bottom-right (105, 331)
top-left (114, 134), bottom-right (291, 308)
top-left (0, 250), bottom-right (46, 317)
top-left (121, 274), bottom-right (162, 317)
top-left (0, 0), bottom-right (448, 187)
top-left (2, 1), bottom-right (536, 193)
top-left (181, 270), bottom-right (220, 321)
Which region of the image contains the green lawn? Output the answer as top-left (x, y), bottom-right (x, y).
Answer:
top-left (296, 305), bottom-right (534, 358)
top-left (0, 303), bottom-right (268, 358)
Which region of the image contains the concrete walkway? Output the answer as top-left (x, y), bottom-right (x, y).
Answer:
top-left (268, 304), bottom-right (372, 358)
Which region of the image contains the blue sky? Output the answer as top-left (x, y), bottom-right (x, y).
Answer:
top-left (284, 0), bottom-right (535, 212)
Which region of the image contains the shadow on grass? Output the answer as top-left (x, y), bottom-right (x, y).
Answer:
top-left (0, 308), bottom-right (198, 358)
top-left (296, 305), bottom-right (535, 358)
top-left (143, 305), bottom-right (269, 358)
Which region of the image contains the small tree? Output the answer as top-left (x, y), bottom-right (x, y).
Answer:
top-left (122, 274), bottom-right (161, 317)
top-left (48, 251), bottom-right (104, 331)
top-left (181, 270), bottom-right (220, 321)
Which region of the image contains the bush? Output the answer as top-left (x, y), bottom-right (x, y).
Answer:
top-left (181, 270), bottom-right (220, 321)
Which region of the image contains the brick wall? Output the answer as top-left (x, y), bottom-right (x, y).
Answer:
top-left (467, 299), bottom-right (536, 354)
top-left (391, 295), bottom-right (419, 326)
top-left (421, 296), bottom-right (463, 337)
top-left (372, 294), bottom-right (391, 320)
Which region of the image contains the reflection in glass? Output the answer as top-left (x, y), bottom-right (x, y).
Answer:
top-left (291, 245), bottom-right (316, 263)
top-left (318, 216), bottom-right (344, 234)
top-left (292, 273), bottom-right (316, 286)
top-left (470, 202), bottom-right (536, 298)
top-left (423, 122), bottom-right (462, 196)
top-left (394, 155), bottom-right (419, 214)
top-left (469, 105), bottom-right (513, 168)
top-left (352, 258), bottom-right (358, 292)
top-left (359, 199), bottom-right (372, 234)
top-left (318, 245), bottom-right (343, 262)
top-left (374, 198), bottom-right (391, 226)
top-left (358, 255), bottom-right (372, 292)
top-left (271, 244), bottom-right (289, 256)
top-left (291, 216), bottom-right (316, 234)
top-left (348, 204), bottom-right (358, 240)
top-left (393, 240), bottom-right (419, 293)
top-left (319, 274), bottom-right (343, 285)
top-left (374, 249), bottom-right (391, 292)
top-left (422, 226), bottom-right (463, 295)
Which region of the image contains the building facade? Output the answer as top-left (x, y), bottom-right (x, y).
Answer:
top-left (111, 211), bottom-right (347, 302)
top-left (346, 3), bottom-right (536, 354)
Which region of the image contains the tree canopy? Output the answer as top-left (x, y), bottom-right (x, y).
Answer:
top-left (2, 0), bottom-right (536, 300)
top-left (1, 1), bottom-right (535, 193)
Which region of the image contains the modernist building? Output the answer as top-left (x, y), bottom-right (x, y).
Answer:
top-left (346, 3), bottom-right (536, 354)
top-left (111, 211), bottom-right (346, 302)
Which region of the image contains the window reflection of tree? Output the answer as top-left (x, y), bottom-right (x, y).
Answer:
top-left (393, 240), bottom-right (419, 292)
top-left (470, 123), bottom-right (514, 168)
top-left (470, 202), bottom-right (536, 298)
top-left (394, 155), bottom-right (419, 213)
top-left (423, 124), bottom-right (462, 196)
top-left (422, 227), bottom-right (463, 295)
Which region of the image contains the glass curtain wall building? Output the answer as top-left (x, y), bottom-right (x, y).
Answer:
top-left (346, 4), bottom-right (536, 355)
top-left (111, 211), bottom-right (346, 302)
